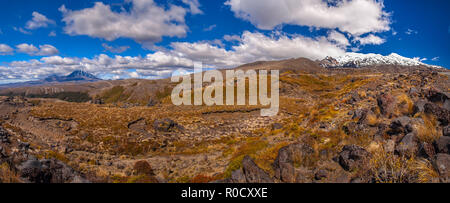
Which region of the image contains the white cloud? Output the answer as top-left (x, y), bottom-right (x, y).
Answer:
top-left (432, 57), bottom-right (440, 61)
top-left (181, 0), bottom-right (203, 14)
top-left (49, 31), bottom-right (57, 37)
top-left (327, 30), bottom-right (350, 48)
top-left (405, 28), bottom-right (418, 35)
top-left (2, 31), bottom-right (348, 82)
top-left (203, 24), bottom-right (217, 32)
top-left (102, 43), bottom-right (130, 53)
top-left (225, 0), bottom-right (391, 36)
top-left (25, 12), bottom-right (55, 30)
top-left (16, 44), bottom-right (39, 54)
top-left (59, 0), bottom-right (197, 47)
top-left (16, 43), bottom-right (59, 56)
top-left (0, 44), bottom-right (13, 55)
top-left (224, 35), bottom-right (241, 42)
top-left (353, 34), bottom-right (386, 45)
top-left (13, 27), bottom-right (32, 35)
top-left (413, 57), bottom-right (427, 62)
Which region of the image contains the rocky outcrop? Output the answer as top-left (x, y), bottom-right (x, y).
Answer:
top-left (273, 143), bottom-right (314, 183)
top-left (424, 103), bottom-right (450, 126)
top-left (377, 94), bottom-right (396, 117)
top-left (338, 145), bottom-right (370, 171)
top-left (18, 158), bottom-right (89, 183)
top-left (153, 118), bottom-right (183, 132)
top-left (241, 156), bottom-right (273, 183)
top-left (395, 134), bottom-right (419, 157)
top-left (434, 136), bottom-right (450, 154)
top-left (227, 156), bottom-right (273, 183)
top-left (444, 126), bottom-right (450, 137)
top-left (434, 153), bottom-right (450, 181)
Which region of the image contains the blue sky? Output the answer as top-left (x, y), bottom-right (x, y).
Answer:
top-left (0, 0), bottom-right (449, 83)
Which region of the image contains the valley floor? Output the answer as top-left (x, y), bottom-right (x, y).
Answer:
top-left (0, 69), bottom-right (449, 183)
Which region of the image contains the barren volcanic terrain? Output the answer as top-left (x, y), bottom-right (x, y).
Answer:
top-left (0, 58), bottom-right (449, 183)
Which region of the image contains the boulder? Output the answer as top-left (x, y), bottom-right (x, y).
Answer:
top-left (418, 142), bottom-right (435, 159)
top-left (443, 126), bottom-right (450, 137)
top-left (241, 156), bottom-right (273, 183)
top-left (338, 145), bottom-right (370, 171)
top-left (272, 123), bottom-right (283, 130)
top-left (426, 88), bottom-right (449, 103)
top-left (395, 134), bottom-right (419, 157)
top-left (133, 160), bottom-right (155, 176)
top-left (377, 94), bottom-right (396, 117)
top-left (388, 116), bottom-right (416, 135)
top-left (230, 169), bottom-right (246, 183)
top-left (434, 153), bottom-right (450, 180)
top-left (424, 103), bottom-right (450, 126)
top-left (314, 169), bottom-right (328, 180)
top-left (18, 158), bottom-right (88, 183)
top-left (434, 136), bottom-right (450, 154)
top-left (0, 127), bottom-right (10, 143)
top-left (147, 99), bottom-right (158, 107)
top-left (412, 100), bottom-right (427, 115)
top-left (153, 118), bottom-right (182, 132)
top-left (273, 143), bottom-right (314, 182)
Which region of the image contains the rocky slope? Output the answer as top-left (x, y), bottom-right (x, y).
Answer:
top-left (0, 58), bottom-right (449, 183)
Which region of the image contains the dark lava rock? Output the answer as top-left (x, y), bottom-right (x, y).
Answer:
top-left (425, 103), bottom-right (450, 126)
top-left (412, 100), bottom-right (427, 115)
top-left (18, 158), bottom-right (88, 183)
top-left (418, 142), bottom-right (436, 159)
top-left (153, 118), bottom-right (182, 132)
top-left (133, 160), bottom-right (155, 176)
top-left (377, 93), bottom-right (396, 117)
top-left (338, 145), bottom-right (370, 171)
top-left (388, 116), bottom-right (415, 135)
top-left (241, 156), bottom-right (273, 183)
top-left (273, 143), bottom-right (314, 182)
top-left (230, 169), bottom-right (246, 183)
top-left (443, 126), bottom-right (450, 137)
top-left (272, 123), bottom-right (283, 130)
top-left (147, 98), bottom-right (158, 107)
top-left (434, 153), bottom-right (450, 180)
top-left (0, 127), bottom-right (10, 143)
top-left (426, 88), bottom-right (449, 103)
top-left (395, 134), bottom-right (419, 157)
top-left (434, 136), bottom-right (450, 154)
top-left (314, 169), bottom-right (328, 180)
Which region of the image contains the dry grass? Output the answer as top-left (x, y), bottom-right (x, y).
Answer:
top-left (416, 113), bottom-right (441, 143)
top-left (368, 147), bottom-right (418, 183)
top-left (0, 162), bottom-right (20, 183)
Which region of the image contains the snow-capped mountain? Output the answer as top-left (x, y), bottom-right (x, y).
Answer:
top-left (320, 53), bottom-right (443, 69)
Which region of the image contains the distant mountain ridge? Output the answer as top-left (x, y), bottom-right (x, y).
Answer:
top-left (0, 70), bottom-right (100, 88)
top-left (319, 53), bottom-right (444, 69)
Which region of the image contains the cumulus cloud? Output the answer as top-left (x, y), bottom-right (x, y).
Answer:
top-left (353, 34), bottom-right (386, 45)
top-left (1, 30), bottom-right (348, 82)
top-left (181, 0), bottom-right (203, 14)
top-left (225, 0), bottom-right (391, 36)
top-left (327, 30), bottom-right (350, 48)
top-left (102, 43), bottom-right (130, 53)
top-left (59, 0), bottom-right (198, 47)
top-left (0, 44), bottom-right (14, 55)
top-left (16, 44), bottom-right (59, 56)
top-left (25, 12), bottom-right (55, 30)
